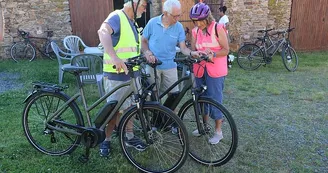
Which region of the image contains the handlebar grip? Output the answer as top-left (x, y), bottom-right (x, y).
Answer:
top-left (174, 58), bottom-right (187, 62)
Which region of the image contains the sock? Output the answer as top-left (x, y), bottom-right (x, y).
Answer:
top-left (126, 132), bottom-right (134, 140)
top-left (105, 136), bottom-right (111, 141)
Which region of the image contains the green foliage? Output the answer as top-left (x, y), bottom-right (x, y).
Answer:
top-left (0, 52), bottom-right (328, 172)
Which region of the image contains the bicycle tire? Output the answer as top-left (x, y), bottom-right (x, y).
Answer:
top-left (119, 103), bottom-right (189, 173)
top-left (43, 41), bottom-right (56, 60)
top-left (10, 41), bottom-right (36, 62)
top-left (22, 91), bottom-right (84, 156)
top-left (281, 44), bottom-right (298, 72)
top-left (179, 97), bottom-right (238, 166)
top-left (237, 44), bottom-right (264, 70)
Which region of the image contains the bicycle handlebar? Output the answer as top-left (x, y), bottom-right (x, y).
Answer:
top-left (174, 55), bottom-right (210, 64)
top-left (274, 27), bottom-right (295, 35)
top-left (113, 55), bottom-right (163, 69)
top-left (258, 28), bottom-right (274, 33)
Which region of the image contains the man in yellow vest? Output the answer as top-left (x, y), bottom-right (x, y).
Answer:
top-left (97, 0), bottom-right (149, 157)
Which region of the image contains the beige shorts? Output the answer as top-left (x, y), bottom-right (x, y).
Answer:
top-left (146, 66), bottom-right (179, 94)
top-left (104, 77), bottom-right (141, 111)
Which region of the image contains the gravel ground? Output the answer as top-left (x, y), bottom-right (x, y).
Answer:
top-left (0, 72), bottom-right (24, 93)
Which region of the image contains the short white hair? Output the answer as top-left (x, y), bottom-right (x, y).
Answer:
top-left (163, 0), bottom-right (181, 13)
top-left (124, 0), bottom-right (147, 8)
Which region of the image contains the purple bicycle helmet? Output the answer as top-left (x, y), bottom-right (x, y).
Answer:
top-left (189, 2), bottom-right (210, 21)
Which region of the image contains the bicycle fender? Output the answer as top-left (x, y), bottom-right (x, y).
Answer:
top-left (23, 91), bottom-right (38, 103)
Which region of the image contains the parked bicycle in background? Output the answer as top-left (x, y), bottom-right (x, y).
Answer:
top-left (237, 28), bottom-right (298, 72)
top-left (10, 29), bottom-right (55, 62)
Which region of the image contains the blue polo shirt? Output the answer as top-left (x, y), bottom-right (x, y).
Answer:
top-left (142, 15), bottom-right (186, 70)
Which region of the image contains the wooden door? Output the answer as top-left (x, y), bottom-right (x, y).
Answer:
top-left (69, 0), bottom-right (113, 46)
top-left (289, 0), bottom-right (328, 51)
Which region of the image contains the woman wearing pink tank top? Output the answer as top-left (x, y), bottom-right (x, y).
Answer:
top-left (189, 2), bottom-right (229, 145)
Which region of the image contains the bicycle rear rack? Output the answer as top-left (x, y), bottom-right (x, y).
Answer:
top-left (32, 81), bottom-right (68, 92)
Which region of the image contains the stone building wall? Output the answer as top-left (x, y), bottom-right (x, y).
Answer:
top-left (149, 0), bottom-right (292, 51)
top-left (0, 0), bottom-right (72, 59)
top-left (222, 0), bottom-right (292, 50)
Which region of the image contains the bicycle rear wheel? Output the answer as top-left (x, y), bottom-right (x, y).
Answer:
top-left (22, 91), bottom-right (83, 156)
top-left (43, 41), bottom-right (56, 60)
top-left (10, 41), bottom-right (36, 62)
top-left (119, 103), bottom-right (189, 173)
top-left (179, 97), bottom-right (238, 166)
top-left (237, 44), bottom-right (264, 70)
top-left (281, 44), bottom-right (298, 72)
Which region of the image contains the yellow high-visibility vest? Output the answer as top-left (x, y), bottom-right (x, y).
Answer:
top-left (103, 10), bottom-right (140, 73)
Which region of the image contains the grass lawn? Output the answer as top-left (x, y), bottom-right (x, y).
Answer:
top-left (0, 51), bottom-right (327, 173)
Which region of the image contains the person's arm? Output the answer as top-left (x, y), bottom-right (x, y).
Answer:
top-left (141, 36), bottom-right (156, 63)
top-left (179, 26), bottom-right (203, 57)
top-left (141, 20), bottom-right (156, 63)
top-left (98, 22), bottom-right (127, 73)
top-left (213, 27), bottom-right (229, 58)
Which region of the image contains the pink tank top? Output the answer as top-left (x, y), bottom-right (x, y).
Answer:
top-left (192, 21), bottom-right (228, 78)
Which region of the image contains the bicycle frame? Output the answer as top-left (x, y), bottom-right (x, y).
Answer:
top-left (43, 71), bottom-right (142, 135)
top-left (147, 59), bottom-right (208, 135)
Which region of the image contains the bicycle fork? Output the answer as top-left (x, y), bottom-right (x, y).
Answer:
top-left (192, 86), bottom-right (207, 135)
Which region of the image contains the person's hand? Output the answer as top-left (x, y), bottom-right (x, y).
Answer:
top-left (190, 50), bottom-right (206, 58)
top-left (144, 50), bottom-right (156, 64)
top-left (111, 56), bottom-right (128, 74)
top-left (204, 48), bottom-right (214, 62)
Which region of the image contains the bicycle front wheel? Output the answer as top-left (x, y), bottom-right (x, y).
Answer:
top-left (179, 97), bottom-right (238, 166)
top-left (281, 45), bottom-right (298, 72)
top-left (22, 91), bottom-right (84, 156)
top-left (237, 44), bottom-right (264, 70)
top-left (10, 41), bottom-right (36, 62)
top-left (119, 103), bottom-right (189, 173)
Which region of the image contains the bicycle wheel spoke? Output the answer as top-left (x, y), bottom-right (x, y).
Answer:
top-left (180, 98), bottom-right (238, 166)
top-left (119, 104), bottom-right (188, 173)
top-left (237, 44), bottom-right (263, 70)
top-left (23, 91), bottom-right (83, 156)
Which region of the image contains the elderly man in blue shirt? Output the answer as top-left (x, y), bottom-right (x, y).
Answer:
top-left (142, 0), bottom-right (203, 95)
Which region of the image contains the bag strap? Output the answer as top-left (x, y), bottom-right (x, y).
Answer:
top-left (215, 22), bottom-right (218, 39)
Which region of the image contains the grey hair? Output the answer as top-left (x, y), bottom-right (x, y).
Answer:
top-left (163, 0), bottom-right (181, 13)
top-left (124, 0), bottom-right (147, 8)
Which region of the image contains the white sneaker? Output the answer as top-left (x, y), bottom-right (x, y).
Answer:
top-left (192, 129), bottom-right (201, 137)
top-left (209, 131), bottom-right (223, 145)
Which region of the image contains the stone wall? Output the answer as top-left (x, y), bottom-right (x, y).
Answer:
top-left (149, 0), bottom-right (292, 51)
top-left (0, 0), bottom-right (72, 59)
top-left (225, 0), bottom-right (292, 50)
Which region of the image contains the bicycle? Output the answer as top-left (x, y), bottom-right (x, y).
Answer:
top-left (237, 28), bottom-right (299, 72)
top-left (22, 55), bottom-right (189, 173)
top-left (142, 55), bottom-right (238, 166)
top-left (10, 29), bottom-right (55, 62)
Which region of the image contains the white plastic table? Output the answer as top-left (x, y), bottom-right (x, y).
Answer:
top-left (83, 47), bottom-right (103, 56)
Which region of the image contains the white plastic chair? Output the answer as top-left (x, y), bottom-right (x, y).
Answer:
top-left (71, 54), bottom-right (104, 97)
top-left (51, 42), bottom-right (78, 84)
top-left (63, 35), bottom-right (89, 54)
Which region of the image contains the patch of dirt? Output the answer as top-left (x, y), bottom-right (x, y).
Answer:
top-left (0, 72), bottom-right (24, 93)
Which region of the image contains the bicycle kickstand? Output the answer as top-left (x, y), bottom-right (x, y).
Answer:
top-left (78, 137), bottom-right (92, 163)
